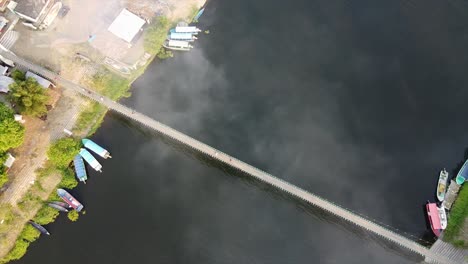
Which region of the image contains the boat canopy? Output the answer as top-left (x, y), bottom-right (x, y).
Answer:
top-left (427, 203), bottom-right (442, 229)
top-left (170, 32), bottom-right (193, 40)
top-left (73, 154), bottom-right (87, 182)
top-left (456, 159), bottom-right (468, 184)
top-left (82, 138), bottom-right (110, 158)
top-left (168, 40), bottom-right (190, 48)
top-left (79, 149), bottom-right (102, 171)
top-left (175, 26), bottom-right (200, 33)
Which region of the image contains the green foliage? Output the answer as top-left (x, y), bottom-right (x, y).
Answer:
top-left (0, 118), bottom-right (25, 152)
top-left (452, 240), bottom-right (465, 248)
top-left (19, 225), bottom-right (40, 242)
top-left (444, 185), bottom-right (468, 244)
top-left (156, 47), bottom-right (173, 60)
top-left (10, 69), bottom-right (25, 82)
top-left (91, 70), bottom-right (129, 99)
top-left (0, 166), bottom-right (7, 188)
top-left (47, 138), bottom-right (81, 168)
top-left (17, 193), bottom-right (40, 212)
top-left (0, 102), bottom-right (14, 121)
top-left (1, 239), bottom-right (30, 263)
top-left (144, 16), bottom-right (170, 54)
top-left (33, 205), bottom-right (59, 225)
top-left (58, 167), bottom-right (78, 189)
top-left (67, 210), bottom-right (79, 222)
top-left (8, 77), bottom-right (50, 117)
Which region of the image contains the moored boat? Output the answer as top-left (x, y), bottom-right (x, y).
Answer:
top-left (456, 159), bottom-right (468, 185)
top-left (79, 148), bottom-right (102, 172)
top-left (174, 26), bottom-right (201, 34)
top-left (82, 139), bottom-right (112, 159)
top-left (74, 154), bottom-right (88, 183)
top-left (50, 200), bottom-right (72, 209)
top-left (436, 169), bottom-right (448, 202)
top-left (48, 203), bottom-right (69, 212)
top-left (163, 39), bottom-right (193, 51)
top-left (426, 202), bottom-right (442, 237)
top-left (193, 8), bottom-right (205, 22)
top-left (168, 32), bottom-right (197, 42)
top-left (57, 188), bottom-right (84, 212)
top-left (437, 205), bottom-right (447, 230)
top-left (29, 221), bottom-right (50, 235)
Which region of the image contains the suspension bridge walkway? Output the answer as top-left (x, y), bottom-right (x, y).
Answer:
top-left (2, 51), bottom-right (464, 264)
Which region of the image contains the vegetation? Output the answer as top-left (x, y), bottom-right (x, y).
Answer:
top-left (144, 16), bottom-right (170, 54)
top-left (58, 167), bottom-right (78, 189)
top-left (33, 206), bottom-right (59, 225)
top-left (47, 138), bottom-right (81, 168)
top-left (8, 70), bottom-right (50, 117)
top-left (67, 210), bottom-right (79, 222)
top-left (444, 185), bottom-right (468, 247)
top-left (0, 103), bottom-right (25, 152)
top-left (90, 69), bottom-right (130, 100)
top-left (156, 47), bottom-right (173, 60)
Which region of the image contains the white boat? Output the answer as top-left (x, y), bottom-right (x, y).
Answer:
top-left (163, 40), bottom-right (193, 51)
top-left (437, 204), bottom-right (447, 229)
top-left (175, 26), bottom-right (201, 34)
top-left (436, 169), bottom-right (449, 202)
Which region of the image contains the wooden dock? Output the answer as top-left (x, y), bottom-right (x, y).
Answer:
top-left (442, 180), bottom-right (461, 210)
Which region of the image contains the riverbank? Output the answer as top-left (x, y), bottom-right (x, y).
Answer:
top-left (0, 1), bottom-right (205, 262)
top-left (443, 184), bottom-right (468, 248)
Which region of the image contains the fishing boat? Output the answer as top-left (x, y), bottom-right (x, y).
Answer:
top-left (168, 32), bottom-right (197, 42)
top-left (29, 221), bottom-right (50, 235)
top-left (47, 203), bottom-right (69, 212)
top-left (456, 159), bottom-right (468, 185)
top-left (193, 8), bottom-right (205, 22)
top-left (426, 202), bottom-right (442, 237)
top-left (50, 201), bottom-right (72, 209)
top-left (82, 139), bottom-right (112, 159)
top-left (57, 188), bottom-right (84, 212)
top-left (174, 26), bottom-right (201, 34)
top-left (79, 148), bottom-right (102, 172)
top-left (74, 154), bottom-right (88, 183)
top-left (437, 205), bottom-right (447, 230)
top-left (436, 169), bottom-right (449, 202)
top-left (163, 40), bottom-right (193, 51)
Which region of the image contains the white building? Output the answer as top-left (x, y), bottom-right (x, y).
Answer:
top-left (108, 9), bottom-right (145, 43)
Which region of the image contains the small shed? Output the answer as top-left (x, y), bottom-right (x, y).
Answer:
top-left (0, 75), bottom-right (14, 93)
top-left (3, 153), bottom-right (15, 169)
top-left (26, 71), bottom-right (52, 88)
top-left (107, 9), bottom-right (145, 43)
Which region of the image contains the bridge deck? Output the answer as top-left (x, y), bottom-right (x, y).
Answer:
top-left (2, 51), bottom-right (463, 264)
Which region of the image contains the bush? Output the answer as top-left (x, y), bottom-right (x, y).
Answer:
top-left (144, 16), bottom-right (170, 54)
top-left (1, 239), bottom-right (30, 263)
top-left (0, 102), bottom-right (14, 121)
top-left (33, 206), bottom-right (59, 225)
top-left (67, 210), bottom-right (79, 222)
top-left (10, 69), bottom-right (25, 81)
top-left (8, 75), bottom-right (50, 117)
top-left (157, 48), bottom-right (173, 60)
top-left (0, 118), bottom-right (25, 152)
top-left (19, 225), bottom-right (40, 242)
top-left (0, 166), bottom-right (7, 188)
top-left (58, 167), bottom-right (78, 189)
top-left (47, 138), bottom-right (81, 168)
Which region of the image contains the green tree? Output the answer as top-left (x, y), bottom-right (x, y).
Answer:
top-left (67, 210), bottom-right (79, 222)
top-left (47, 138), bottom-right (81, 168)
top-left (58, 167), bottom-right (78, 189)
top-left (0, 102), bottom-right (14, 121)
top-left (0, 118), bottom-right (25, 152)
top-left (8, 77), bottom-right (49, 117)
top-left (144, 16), bottom-right (170, 53)
top-left (19, 225), bottom-right (40, 242)
top-left (10, 69), bottom-right (25, 82)
top-left (0, 166), bottom-right (7, 188)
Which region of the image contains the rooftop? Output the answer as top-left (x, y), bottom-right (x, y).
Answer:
top-left (26, 71), bottom-right (52, 88)
top-left (107, 9), bottom-right (145, 43)
top-left (13, 0), bottom-right (51, 21)
top-left (0, 75), bottom-right (14, 93)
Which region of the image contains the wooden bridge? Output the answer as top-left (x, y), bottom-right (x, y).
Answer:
top-left (2, 51), bottom-right (464, 264)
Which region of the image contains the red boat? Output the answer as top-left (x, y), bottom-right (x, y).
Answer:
top-left (426, 202), bottom-right (442, 237)
top-left (57, 188), bottom-right (84, 212)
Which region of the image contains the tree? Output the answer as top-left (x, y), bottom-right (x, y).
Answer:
top-left (10, 69), bottom-right (25, 82)
top-left (67, 210), bottom-right (79, 222)
top-left (47, 138), bottom-right (81, 168)
top-left (157, 47), bottom-right (173, 60)
top-left (0, 166), bottom-right (7, 188)
top-left (0, 118), bottom-right (25, 152)
top-left (8, 77), bottom-right (49, 117)
top-left (0, 102), bottom-right (14, 121)
top-left (144, 16), bottom-right (170, 53)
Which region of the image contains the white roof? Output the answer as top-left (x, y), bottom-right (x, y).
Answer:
top-left (168, 40), bottom-right (190, 48)
top-left (0, 75), bottom-right (14, 93)
top-left (4, 153), bottom-right (15, 168)
top-left (175, 26), bottom-right (201, 33)
top-left (26, 71), bottom-right (51, 88)
top-left (108, 9), bottom-right (145, 43)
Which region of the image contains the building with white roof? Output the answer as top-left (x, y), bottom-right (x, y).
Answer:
top-left (107, 9), bottom-right (145, 43)
top-left (0, 75), bottom-right (14, 93)
top-left (26, 71), bottom-right (52, 88)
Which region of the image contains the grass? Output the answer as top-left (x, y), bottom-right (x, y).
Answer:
top-left (443, 184), bottom-right (468, 247)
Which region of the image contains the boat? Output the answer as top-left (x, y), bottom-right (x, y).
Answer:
top-left (163, 40), bottom-right (193, 51)
top-left (193, 8), bottom-right (205, 22)
top-left (436, 169), bottom-right (449, 202)
top-left (437, 205), bottom-right (447, 230)
top-left (79, 148), bottom-right (102, 172)
top-left (57, 188), bottom-right (84, 212)
top-left (82, 139), bottom-right (112, 159)
top-left (74, 154), bottom-right (88, 183)
top-left (29, 221), bottom-right (50, 235)
top-left (455, 159), bottom-right (468, 185)
top-left (426, 202), bottom-right (442, 237)
top-left (47, 203), bottom-right (69, 212)
top-left (174, 26), bottom-right (201, 34)
top-left (168, 32), bottom-right (197, 42)
top-left (50, 201), bottom-right (72, 209)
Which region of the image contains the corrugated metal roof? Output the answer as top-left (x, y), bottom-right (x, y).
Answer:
top-left (107, 9), bottom-right (145, 43)
top-left (26, 71), bottom-right (51, 88)
top-left (0, 75), bottom-right (13, 93)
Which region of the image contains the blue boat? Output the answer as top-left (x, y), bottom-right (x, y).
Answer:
top-left (73, 154), bottom-right (88, 183)
top-left (82, 139), bottom-right (111, 159)
top-left (169, 32), bottom-right (197, 41)
top-left (193, 8), bottom-right (205, 22)
top-left (456, 159), bottom-right (468, 185)
top-left (79, 148), bottom-right (102, 172)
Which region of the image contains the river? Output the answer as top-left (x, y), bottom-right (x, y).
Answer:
top-left (16, 0), bottom-right (468, 263)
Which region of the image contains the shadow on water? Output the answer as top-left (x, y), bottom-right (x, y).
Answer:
top-left (111, 112), bottom-right (426, 262)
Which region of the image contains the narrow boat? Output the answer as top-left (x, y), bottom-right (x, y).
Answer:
top-left (163, 40), bottom-right (193, 51)
top-left (74, 154), bottom-right (88, 183)
top-left (426, 202), bottom-right (442, 237)
top-left (174, 26), bottom-right (201, 34)
top-left (57, 188), bottom-right (84, 212)
top-left (193, 8), bottom-right (205, 22)
top-left (79, 148), bottom-right (102, 172)
top-left (29, 221), bottom-right (50, 235)
top-left (82, 139), bottom-right (112, 159)
top-left (50, 201), bottom-right (72, 209)
top-left (168, 32), bottom-right (197, 42)
top-left (456, 159), bottom-right (468, 185)
top-left (47, 203), bottom-right (68, 212)
top-left (436, 169), bottom-right (449, 202)
top-left (437, 205), bottom-right (447, 230)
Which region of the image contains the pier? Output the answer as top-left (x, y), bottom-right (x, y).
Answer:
top-left (1, 51), bottom-right (464, 264)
